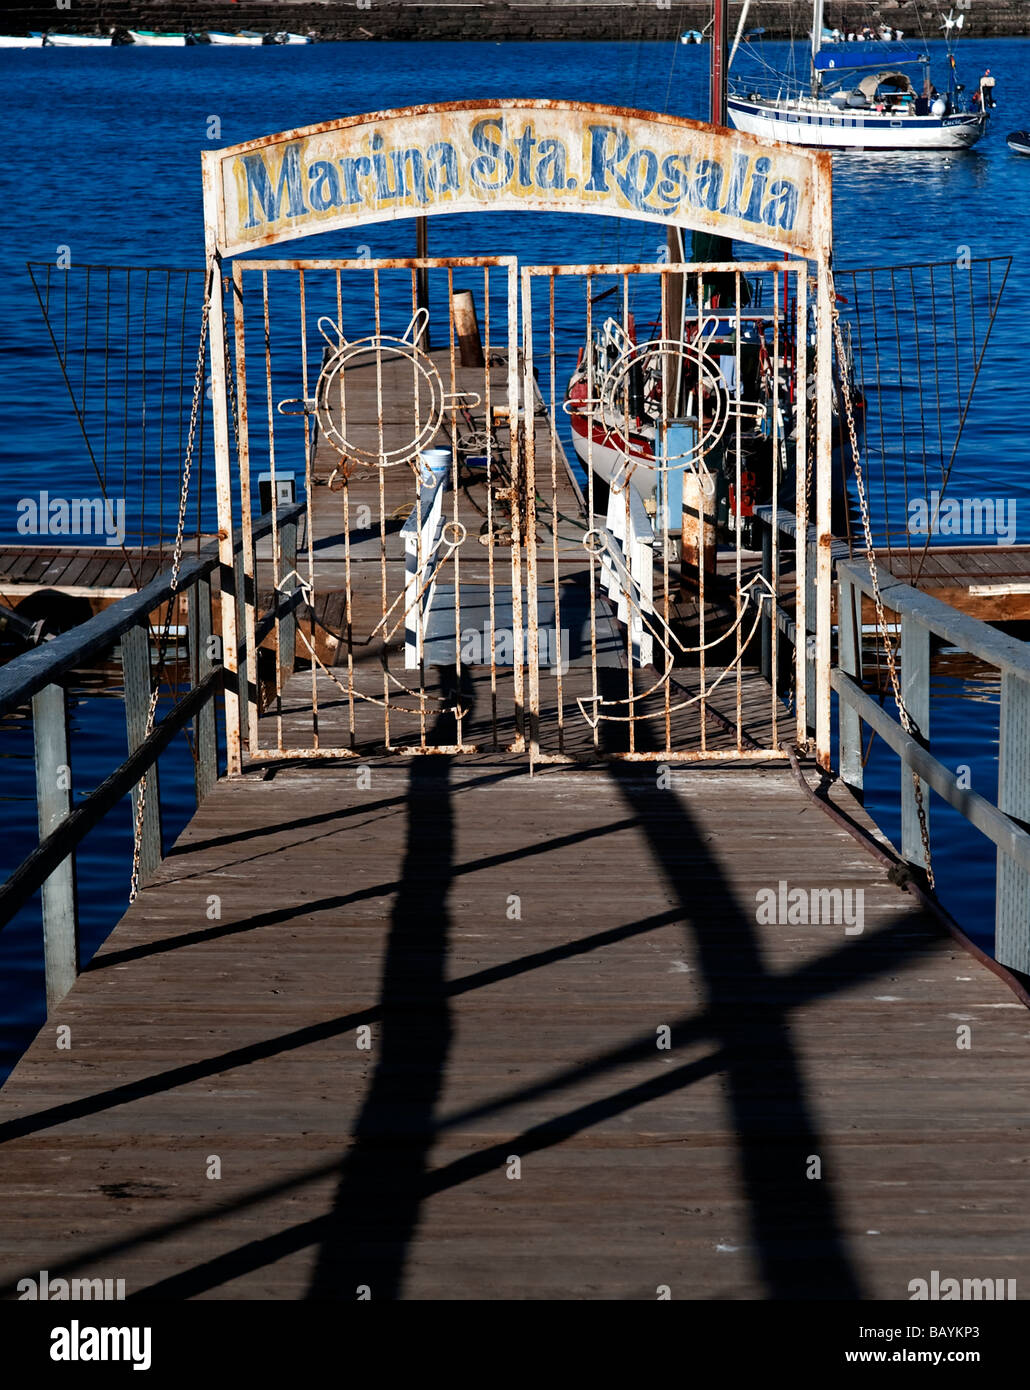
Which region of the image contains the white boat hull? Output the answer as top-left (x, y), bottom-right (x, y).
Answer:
top-left (207, 33), bottom-right (265, 46)
top-left (128, 31), bottom-right (188, 47)
top-left (569, 415), bottom-right (657, 506)
top-left (45, 34), bottom-right (113, 47)
top-left (729, 96), bottom-right (986, 150)
top-left (0, 35), bottom-right (44, 47)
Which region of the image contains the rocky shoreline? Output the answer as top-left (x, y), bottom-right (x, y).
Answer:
top-left (5, 1), bottom-right (1029, 43)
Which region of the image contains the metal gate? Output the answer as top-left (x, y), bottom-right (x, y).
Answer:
top-left (520, 259), bottom-right (820, 763)
top-left (227, 256), bottom-right (528, 762)
top-left (220, 255), bottom-right (829, 767)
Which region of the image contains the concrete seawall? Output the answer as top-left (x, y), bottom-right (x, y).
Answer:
top-left (8, 1), bottom-right (1030, 42)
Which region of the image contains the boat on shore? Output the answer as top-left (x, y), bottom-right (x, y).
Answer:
top-left (729, 0), bottom-right (989, 150)
top-left (44, 33), bottom-right (114, 47)
top-left (207, 31), bottom-right (267, 46)
top-left (128, 30), bottom-right (194, 47)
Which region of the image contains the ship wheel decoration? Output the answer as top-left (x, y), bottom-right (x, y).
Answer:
top-left (278, 309), bottom-right (479, 472)
top-left (564, 316), bottom-right (756, 486)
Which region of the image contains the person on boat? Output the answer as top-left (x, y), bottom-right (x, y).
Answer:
top-left (981, 71), bottom-right (996, 109)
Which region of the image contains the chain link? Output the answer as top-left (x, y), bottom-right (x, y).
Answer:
top-left (129, 267), bottom-right (214, 904)
top-left (829, 286), bottom-right (934, 890)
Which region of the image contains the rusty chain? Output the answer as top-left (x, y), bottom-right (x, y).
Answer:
top-left (830, 287), bottom-right (934, 891)
top-left (129, 267), bottom-right (214, 903)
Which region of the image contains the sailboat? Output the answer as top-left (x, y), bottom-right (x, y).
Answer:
top-left (564, 295), bottom-right (862, 543)
top-left (728, 0), bottom-right (989, 150)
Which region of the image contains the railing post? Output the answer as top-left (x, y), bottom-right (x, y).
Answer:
top-left (234, 535), bottom-right (250, 748)
top-left (32, 681), bottom-right (78, 1011)
top-left (189, 574), bottom-right (217, 803)
top-left (805, 534), bottom-right (817, 734)
top-left (837, 569), bottom-right (863, 796)
top-left (122, 622), bottom-right (163, 882)
top-left (760, 519), bottom-right (772, 683)
top-left (900, 614), bottom-right (930, 870)
top-left (996, 671), bottom-right (1030, 972)
top-left (279, 515), bottom-right (298, 686)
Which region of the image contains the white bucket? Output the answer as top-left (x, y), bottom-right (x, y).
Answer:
top-left (419, 447), bottom-right (452, 485)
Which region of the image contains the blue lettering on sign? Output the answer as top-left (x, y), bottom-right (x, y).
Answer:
top-left (692, 158), bottom-right (724, 212)
top-left (656, 154), bottom-right (691, 209)
top-left (534, 137), bottom-right (568, 190)
top-left (763, 179), bottom-right (799, 230)
top-left (308, 159), bottom-right (343, 212)
top-left (234, 119), bottom-right (803, 239)
top-left (584, 124), bottom-right (629, 195)
top-left (241, 144), bottom-right (307, 229)
top-left (426, 142), bottom-right (460, 195)
top-left (469, 118), bottom-right (516, 191)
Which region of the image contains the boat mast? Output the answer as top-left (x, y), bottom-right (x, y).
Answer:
top-left (811, 0), bottom-right (825, 95)
top-left (729, 0), bottom-right (752, 70)
top-left (710, 0), bottom-right (728, 126)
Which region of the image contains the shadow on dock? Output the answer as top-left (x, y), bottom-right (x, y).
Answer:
top-left (0, 666), bottom-right (969, 1299)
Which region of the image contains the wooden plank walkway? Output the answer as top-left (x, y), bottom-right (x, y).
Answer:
top-left (3, 336), bottom-right (1028, 1303)
top-left (0, 759), bottom-right (1027, 1298)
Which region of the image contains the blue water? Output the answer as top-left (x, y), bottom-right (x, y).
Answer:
top-left (1, 38), bottom-right (1028, 1078)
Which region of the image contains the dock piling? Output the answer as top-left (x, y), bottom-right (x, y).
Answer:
top-left (31, 680), bottom-right (78, 1011)
top-left (121, 622), bottom-right (163, 882)
top-left (189, 577), bottom-right (218, 803)
top-left (996, 671), bottom-right (1030, 970)
top-left (836, 569), bottom-right (863, 796)
top-left (900, 615), bottom-right (931, 872)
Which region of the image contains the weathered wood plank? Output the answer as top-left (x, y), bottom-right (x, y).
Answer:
top-left (0, 761), bottom-right (1027, 1299)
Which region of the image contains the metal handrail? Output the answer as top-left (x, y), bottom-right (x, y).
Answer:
top-left (754, 505), bottom-right (1030, 975)
top-left (838, 555), bottom-right (1030, 681)
top-left (1, 502), bottom-right (305, 1011)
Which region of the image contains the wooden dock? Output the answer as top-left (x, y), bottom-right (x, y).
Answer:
top-left (2, 753), bottom-right (1029, 1299)
top-left (3, 336), bottom-right (1030, 1304)
top-left (883, 545), bottom-right (1030, 623)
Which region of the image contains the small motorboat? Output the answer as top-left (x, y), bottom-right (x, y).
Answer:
top-left (1006, 130), bottom-right (1030, 154)
top-left (207, 31), bottom-right (266, 46)
top-left (128, 30), bottom-right (191, 47)
top-left (0, 33), bottom-right (44, 47)
top-left (44, 32), bottom-right (113, 47)
top-left (276, 32), bottom-right (312, 45)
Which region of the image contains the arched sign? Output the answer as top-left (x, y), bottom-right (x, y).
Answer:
top-left (201, 100), bottom-right (831, 260)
